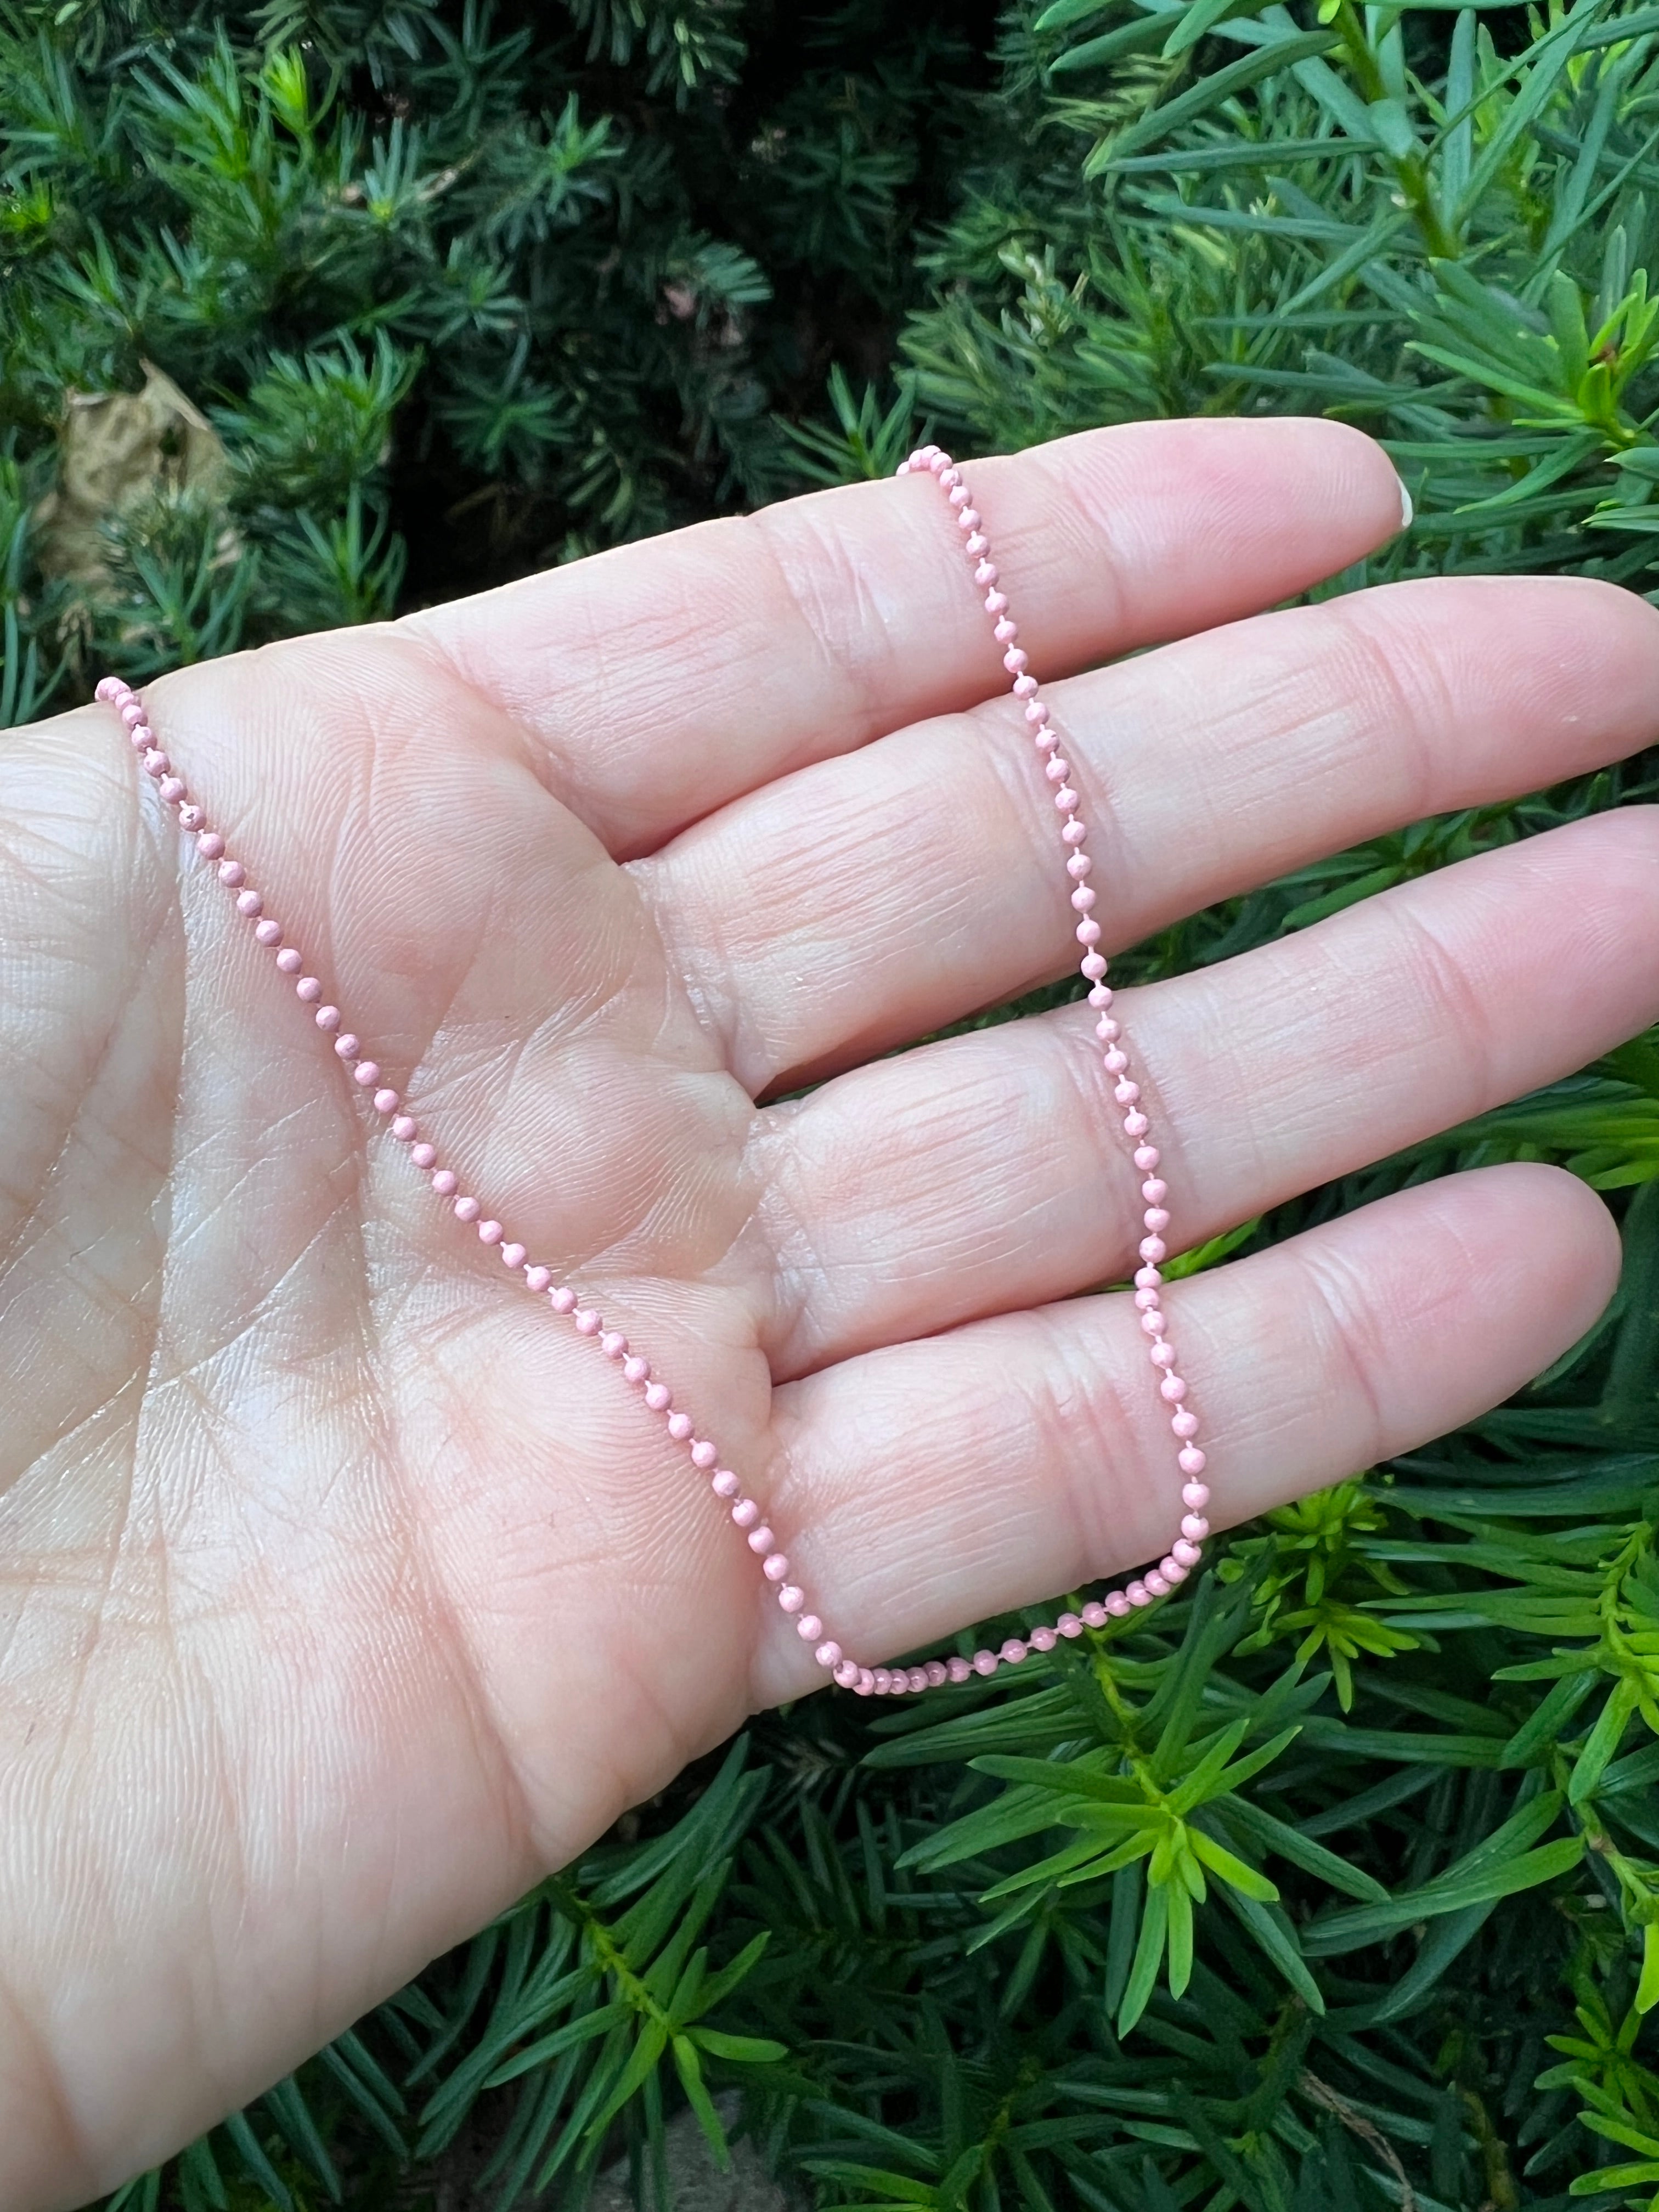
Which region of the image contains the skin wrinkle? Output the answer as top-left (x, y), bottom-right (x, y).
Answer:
top-left (1318, 590), bottom-right (1463, 828)
top-left (1369, 895), bottom-right (1504, 1128)
top-left (0, 1969), bottom-right (92, 2207)
top-left (755, 1041), bottom-right (1096, 1379)
top-left (26, 782), bottom-right (188, 1796)
top-left (1022, 1308), bottom-right (1144, 1590)
top-left (0, 928), bottom-right (158, 1288)
top-left (746, 498), bottom-right (895, 750)
top-left (1296, 1234), bottom-right (1419, 1474)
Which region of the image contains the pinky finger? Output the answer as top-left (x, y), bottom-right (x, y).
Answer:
top-left (759, 1164), bottom-right (1620, 1702)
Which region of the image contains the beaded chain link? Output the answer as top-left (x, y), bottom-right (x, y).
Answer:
top-left (94, 444), bottom-right (1209, 1701)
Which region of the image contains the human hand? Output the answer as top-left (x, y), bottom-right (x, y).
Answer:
top-left (3, 419), bottom-right (1657, 2208)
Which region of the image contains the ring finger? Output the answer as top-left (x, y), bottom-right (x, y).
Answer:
top-left (749, 808), bottom-right (1659, 1375)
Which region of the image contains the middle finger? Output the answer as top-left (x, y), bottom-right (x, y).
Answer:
top-left (639, 574), bottom-right (1659, 1093)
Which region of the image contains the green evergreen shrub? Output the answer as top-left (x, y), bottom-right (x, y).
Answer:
top-left (7, 1), bottom-right (1659, 2206)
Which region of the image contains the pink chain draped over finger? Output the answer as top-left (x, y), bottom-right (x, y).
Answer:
top-left (94, 445), bottom-right (1207, 1701)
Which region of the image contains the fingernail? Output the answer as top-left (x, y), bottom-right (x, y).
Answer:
top-left (1397, 475), bottom-right (1414, 533)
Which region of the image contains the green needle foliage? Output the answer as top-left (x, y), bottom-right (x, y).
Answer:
top-left (9, 0), bottom-right (1659, 2204)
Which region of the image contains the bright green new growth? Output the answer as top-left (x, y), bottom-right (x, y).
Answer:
top-left (8, 0), bottom-right (1659, 2204)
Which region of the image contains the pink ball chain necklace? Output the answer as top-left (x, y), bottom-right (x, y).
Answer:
top-left (95, 444), bottom-right (1210, 1701)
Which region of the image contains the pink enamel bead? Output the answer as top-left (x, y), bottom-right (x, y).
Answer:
top-left (712, 1470), bottom-right (740, 1498)
top-left (731, 1499), bottom-right (760, 1529)
top-left (798, 1613), bottom-right (822, 1640)
top-left (411, 1143), bottom-right (437, 1169)
top-left (524, 1266), bottom-right (551, 1293)
top-left (667, 1411), bottom-right (693, 1441)
top-left (455, 1197), bottom-right (482, 1224)
top-left (746, 1526), bottom-right (774, 1555)
top-left (642, 1380), bottom-right (670, 1409)
top-left (550, 1286), bottom-right (578, 1314)
top-left (275, 947), bottom-right (302, 974)
top-left (572, 1307), bottom-right (601, 1335)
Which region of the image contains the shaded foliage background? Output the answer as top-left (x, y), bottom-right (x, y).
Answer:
top-left (7, 0), bottom-right (1659, 2206)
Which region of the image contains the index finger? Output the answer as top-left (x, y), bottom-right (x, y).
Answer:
top-left (403, 419), bottom-right (1407, 857)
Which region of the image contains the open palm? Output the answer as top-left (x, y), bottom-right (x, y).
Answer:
top-left (4, 419), bottom-right (1658, 2209)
